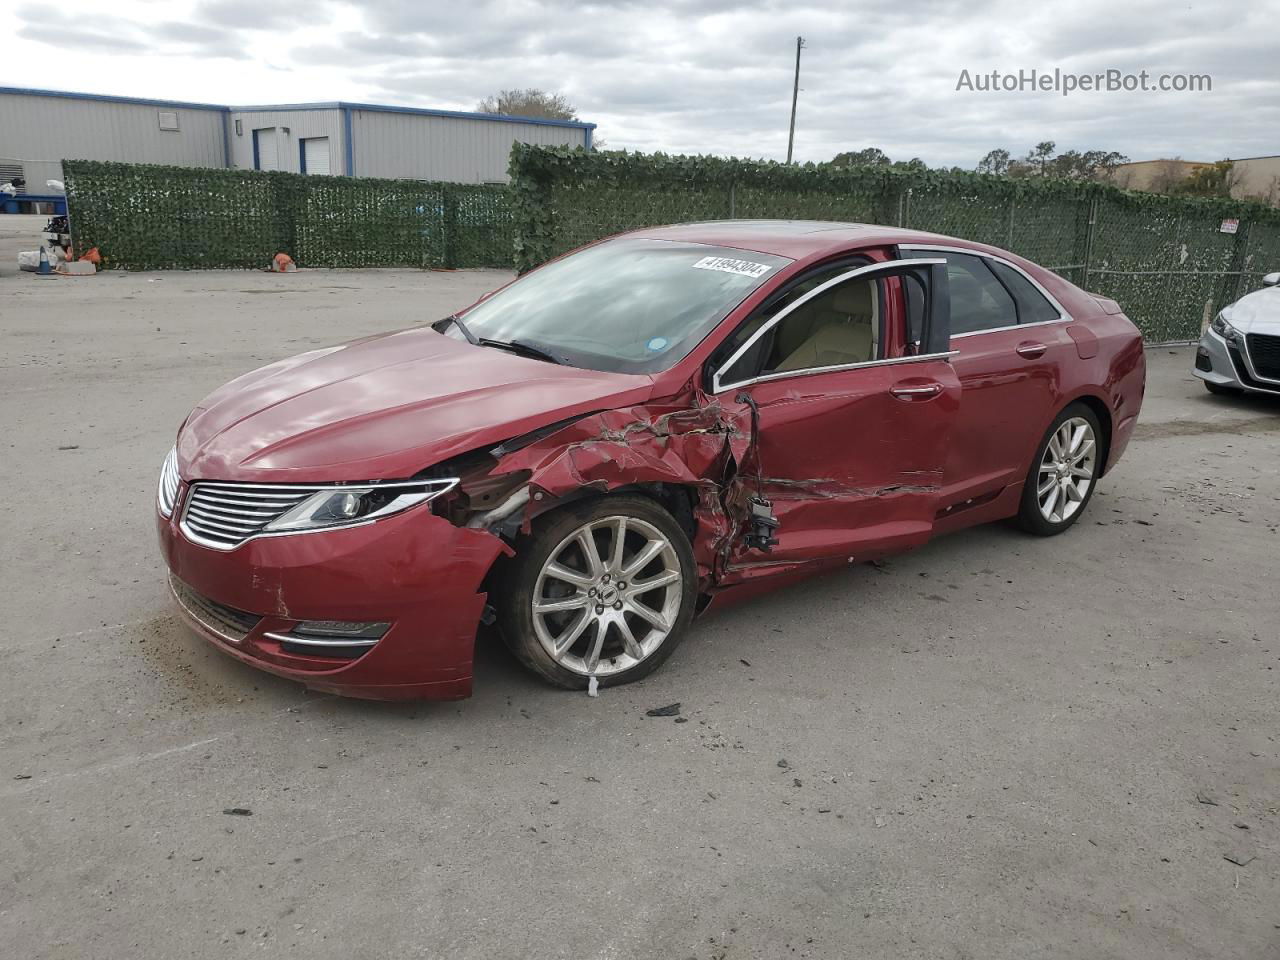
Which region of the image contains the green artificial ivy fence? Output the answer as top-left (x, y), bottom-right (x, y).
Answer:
top-left (508, 144), bottom-right (1280, 343)
top-left (62, 160), bottom-right (514, 271)
top-left (61, 152), bottom-right (1280, 343)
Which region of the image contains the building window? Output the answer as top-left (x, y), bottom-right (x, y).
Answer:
top-left (235, 119), bottom-right (243, 136)
top-left (157, 111), bottom-right (180, 132)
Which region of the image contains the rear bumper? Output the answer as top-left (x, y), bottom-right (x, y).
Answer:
top-left (157, 499), bottom-right (508, 700)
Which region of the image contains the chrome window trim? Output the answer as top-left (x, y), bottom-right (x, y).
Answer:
top-left (898, 243), bottom-right (1075, 337)
top-left (716, 350), bottom-right (960, 393)
top-left (950, 317), bottom-right (1073, 340)
top-left (711, 258), bottom-right (947, 394)
top-left (179, 479), bottom-right (458, 552)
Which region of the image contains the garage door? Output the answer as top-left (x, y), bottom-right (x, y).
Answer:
top-left (302, 137), bottom-right (331, 176)
top-left (254, 128), bottom-right (278, 171)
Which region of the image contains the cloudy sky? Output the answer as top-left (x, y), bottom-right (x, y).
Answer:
top-left (4, 0), bottom-right (1277, 168)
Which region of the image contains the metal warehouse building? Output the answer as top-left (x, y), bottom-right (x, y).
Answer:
top-left (0, 86), bottom-right (595, 200)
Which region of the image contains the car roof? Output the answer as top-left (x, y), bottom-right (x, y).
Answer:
top-left (626, 220), bottom-right (1012, 263)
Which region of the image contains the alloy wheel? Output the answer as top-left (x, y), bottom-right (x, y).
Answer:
top-left (1037, 416), bottom-right (1097, 524)
top-left (531, 515), bottom-right (684, 677)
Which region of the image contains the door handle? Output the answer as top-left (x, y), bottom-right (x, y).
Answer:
top-left (889, 381), bottom-right (944, 400)
top-left (1015, 341), bottom-right (1047, 359)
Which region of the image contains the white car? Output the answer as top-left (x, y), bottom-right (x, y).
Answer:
top-left (1195, 272), bottom-right (1280, 397)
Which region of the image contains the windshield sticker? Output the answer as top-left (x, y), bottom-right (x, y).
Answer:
top-left (646, 337), bottom-right (669, 352)
top-left (692, 256), bottom-right (773, 279)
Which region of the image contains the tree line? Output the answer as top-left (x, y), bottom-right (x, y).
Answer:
top-left (834, 142), bottom-right (1244, 199)
top-left (473, 90), bottom-right (1249, 202)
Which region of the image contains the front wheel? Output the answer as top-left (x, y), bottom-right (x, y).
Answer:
top-left (497, 495), bottom-right (697, 690)
top-left (1015, 404), bottom-right (1103, 536)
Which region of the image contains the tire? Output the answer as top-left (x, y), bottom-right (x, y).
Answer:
top-left (1015, 403), bottom-right (1104, 536)
top-left (1204, 380), bottom-right (1242, 396)
top-left (496, 495), bottom-right (697, 690)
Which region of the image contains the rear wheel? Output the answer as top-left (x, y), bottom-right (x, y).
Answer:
top-left (1015, 403), bottom-right (1102, 536)
top-left (497, 495), bottom-right (697, 690)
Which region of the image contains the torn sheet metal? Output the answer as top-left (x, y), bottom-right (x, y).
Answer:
top-left (488, 389), bottom-right (752, 586)
top-left (449, 364), bottom-right (957, 595)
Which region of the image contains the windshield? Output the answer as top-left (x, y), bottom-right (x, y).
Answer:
top-left (446, 238), bottom-right (792, 374)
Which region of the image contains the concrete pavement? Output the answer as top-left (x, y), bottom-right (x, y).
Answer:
top-left (2, 266), bottom-right (1277, 959)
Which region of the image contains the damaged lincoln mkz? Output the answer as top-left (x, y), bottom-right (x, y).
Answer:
top-left (157, 221), bottom-right (1146, 699)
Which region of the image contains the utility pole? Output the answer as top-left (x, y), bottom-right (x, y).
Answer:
top-left (785, 36), bottom-right (805, 164)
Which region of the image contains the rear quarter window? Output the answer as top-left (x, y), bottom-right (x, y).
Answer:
top-left (988, 260), bottom-right (1062, 325)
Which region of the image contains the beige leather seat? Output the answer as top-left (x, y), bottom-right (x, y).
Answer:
top-left (773, 281), bottom-right (876, 372)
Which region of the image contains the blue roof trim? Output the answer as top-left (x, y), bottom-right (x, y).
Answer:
top-left (1, 86), bottom-right (599, 133)
top-left (0, 85), bottom-right (229, 112)
top-left (236, 100), bottom-right (597, 131)
top-left (231, 102), bottom-right (344, 112)
top-left (342, 101), bottom-right (596, 132)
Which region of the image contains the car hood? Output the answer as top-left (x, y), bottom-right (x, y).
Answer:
top-left (177, 327), bottom-right (655, 483)
top-left (1223, 287), bottom-right (1280, 334)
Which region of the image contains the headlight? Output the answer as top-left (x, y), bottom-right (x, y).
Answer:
top-left (157, 446), bottom-right (180, 518)
top-left (262, 479), bottom-right (458, 534)
top-left (1210, 312), bottom-right (1241, 343)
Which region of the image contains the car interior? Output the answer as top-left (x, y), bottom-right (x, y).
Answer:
top-left (718, 275), bottom-right (880, 384)
top-left (770, 279), bottom-right (878, 372)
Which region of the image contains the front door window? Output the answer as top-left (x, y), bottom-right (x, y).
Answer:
top-left (720, 275), bottom-right (882, 385)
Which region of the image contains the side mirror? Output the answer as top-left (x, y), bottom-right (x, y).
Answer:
top-left (1262, 272), bottom-right (1280, 288)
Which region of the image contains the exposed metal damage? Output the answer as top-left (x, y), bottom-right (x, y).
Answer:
top-left (434, 385), bottom-right (947, 594)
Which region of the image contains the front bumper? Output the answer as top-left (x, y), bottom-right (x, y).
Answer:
top-left (1193, 329), bottom-right (1280, 396)
top-left (157, 497), bottom-right (508, 700)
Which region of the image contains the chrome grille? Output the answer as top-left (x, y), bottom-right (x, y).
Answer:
top-left (181, 482), bottom-right (313, 549)
top-left (170, 575), bottom-right (262, 642)
top-left (157, 446), bottom-right (180, 517)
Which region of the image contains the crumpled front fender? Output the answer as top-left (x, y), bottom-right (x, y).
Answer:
top-left (485, 389), bottom-right (753, 586)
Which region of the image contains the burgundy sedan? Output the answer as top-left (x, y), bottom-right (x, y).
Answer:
top-left (157, 221), bottom-right (1145, 700)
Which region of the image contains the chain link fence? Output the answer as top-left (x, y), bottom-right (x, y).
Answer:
top-left (510, 146), bottom-right (1280, 343)
top-left (62, 160), bottom-right (513, 271)
top-left (59, 153), bottom-right (1280, 344)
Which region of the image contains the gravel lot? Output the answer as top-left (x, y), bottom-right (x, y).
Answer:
top-left (2, 260), bottom-right (1277, 960)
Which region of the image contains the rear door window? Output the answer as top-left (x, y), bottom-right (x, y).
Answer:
top-left (945, 252), bottom-right (1017, 334)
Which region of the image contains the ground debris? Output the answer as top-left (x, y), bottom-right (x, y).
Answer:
top-left (1224, 852), bottom-right (1255, 867)
top-left (645, 703), bottom-right (681, 717)
top-left (222, 808), bottom-right (253, 816)
top-left (1196, 791), bottom-right (1219, 806)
